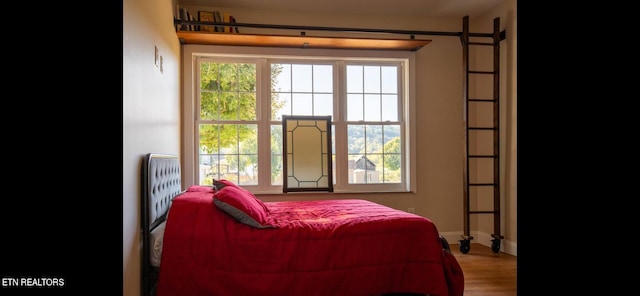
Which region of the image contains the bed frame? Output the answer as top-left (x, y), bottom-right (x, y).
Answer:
top-left (141, 153), bottom-right (182, 296)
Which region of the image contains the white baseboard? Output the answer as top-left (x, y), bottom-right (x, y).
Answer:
top-left (440, 231), bottom-right (517, 256)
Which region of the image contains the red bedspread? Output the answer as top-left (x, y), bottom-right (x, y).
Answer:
top-left (156, 186), bottom-right (463, 296)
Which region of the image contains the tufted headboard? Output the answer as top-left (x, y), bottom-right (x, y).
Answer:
top-left (141, 153), bottom-right (183, 296)
top-left (142, 153), bottom-right (182, 230)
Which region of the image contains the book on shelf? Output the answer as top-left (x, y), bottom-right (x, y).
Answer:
top-left (174, 4), bottom-right (182, 31)
top-left (175, 8), bottom-right (239, 33)
top-left (213, 11), bottom-right (225, 32)
top-left (221, 13), bottom-right (240, 33)
top-left (187, 11), bottom-right (196, 31)
top-left (223, 12), bottom-right (232, 33)
top-left (179, 7), bottom-right (188, 31)
top-left (174, 5), bottom-right (206, 32)
top-left (230, 16), bottom-right (239, 33)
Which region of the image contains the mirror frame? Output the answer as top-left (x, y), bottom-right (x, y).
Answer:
top-left (282, 115), bottom-right (333, 193)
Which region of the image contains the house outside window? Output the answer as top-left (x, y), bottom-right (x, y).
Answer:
top-left (183, 46), bottom-right (417, 194)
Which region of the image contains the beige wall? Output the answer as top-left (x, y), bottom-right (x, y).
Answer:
top-left (123, 0), bottom-right (181, 295)
top-left (122, 0), bottom-right (516, 295)
top-left (474, 0), bottom-right (518, 251)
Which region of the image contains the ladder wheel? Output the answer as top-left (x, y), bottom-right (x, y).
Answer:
top-left (459, 239), bottom-right (471, 254)
top-left (491, 239), bottom-right (501, 253)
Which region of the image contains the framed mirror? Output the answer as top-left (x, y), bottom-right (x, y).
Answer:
top-left (282, 115), bottom-right (333, 193)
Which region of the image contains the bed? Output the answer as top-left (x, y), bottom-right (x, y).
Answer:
top-left (142, 153), bottom-right (464, 296)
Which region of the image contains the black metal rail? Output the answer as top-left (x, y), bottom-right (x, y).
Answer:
top-left (174, 19), bottom-right (506, 40)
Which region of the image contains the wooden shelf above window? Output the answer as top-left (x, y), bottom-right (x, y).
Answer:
top-left (176, 31), bottom-right (431, 51)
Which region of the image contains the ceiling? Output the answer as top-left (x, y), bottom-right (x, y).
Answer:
top-left (180, 0), bottom-right (505, 18)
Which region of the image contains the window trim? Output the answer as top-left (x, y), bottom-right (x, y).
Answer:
top-left (182, 44), bottom-right (417, 194)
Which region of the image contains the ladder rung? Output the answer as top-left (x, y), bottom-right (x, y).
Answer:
top-left (469, 70), bottom-right (496, 74)
top-left (469, 183), bottom-right (496, 186)
top-left (469, 98), bottom-right (495, 102)
top-left (469, 155), bottom-right (497, 158)
top-left (469, 127), bottom-right (496, 130)
top-left (469, 41), bottom-right (493, 46)
top-left (469, 210), bottom-right (498, 214)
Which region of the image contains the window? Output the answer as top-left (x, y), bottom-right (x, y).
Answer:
top-left (184, 46), bottom-right (416, 194)
top-left (198, 61), bottom-right (258, 186)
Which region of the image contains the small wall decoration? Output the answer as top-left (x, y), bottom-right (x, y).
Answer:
top-left (198, 11), bottom-right (215, 32)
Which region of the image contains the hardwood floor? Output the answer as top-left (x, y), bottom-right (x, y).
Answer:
top-left (449, 243), bottom-right (517, 296)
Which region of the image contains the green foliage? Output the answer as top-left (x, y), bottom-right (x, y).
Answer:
top-left (199, 62), bottom-right (286, 184)
top-left (270, 125), bottom-right (283, 182)
top-left (270, 64), bottom-right (287, 120)
top-left (383, 137), bottom-right (401, 171)
top-left (199, 62), bottom-right (258, 153)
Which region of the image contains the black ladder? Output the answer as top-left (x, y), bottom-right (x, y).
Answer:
top-left (459, 16), bottom-right (505, 254)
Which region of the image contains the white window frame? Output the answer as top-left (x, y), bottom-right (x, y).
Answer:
top-left (182, 45), bottom-right (417, 194)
